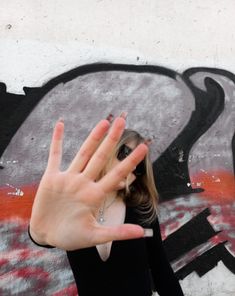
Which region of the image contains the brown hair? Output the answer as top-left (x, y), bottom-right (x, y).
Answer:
top-left (104, 129), bottom-right (158, 225)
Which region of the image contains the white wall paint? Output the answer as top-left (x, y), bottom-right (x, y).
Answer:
top-left (1, 0), bottom-right (235, 93)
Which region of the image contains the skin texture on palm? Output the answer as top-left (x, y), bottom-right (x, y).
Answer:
top-left (29, 116), bottom-right (148, 250)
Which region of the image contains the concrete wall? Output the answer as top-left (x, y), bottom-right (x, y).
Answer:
top-left (0, 1), bottom-right (235, 295)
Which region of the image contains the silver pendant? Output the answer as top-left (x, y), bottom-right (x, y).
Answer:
top-left (97, 197), bottom-right (116, 224)
top-left (98, 208), bottom-right (105, 224)
top-left (98, 216), bottom-right (105, 224)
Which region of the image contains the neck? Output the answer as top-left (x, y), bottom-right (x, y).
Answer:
top-left (105, 191), bottom-right (118, 203)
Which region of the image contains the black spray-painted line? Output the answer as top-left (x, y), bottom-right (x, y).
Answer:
top-left (0, 83), bottom-right (42, 157)
top-left (184, 67), bottom-right (235, 176)
top-left (175, 241), bottom-right (235, 279)
top-left (0, 63), bottom-right (176, 158)
top-left (153, 77), bottom-right (225, 200)
top-left (163, 208), bottom-right (221, 262)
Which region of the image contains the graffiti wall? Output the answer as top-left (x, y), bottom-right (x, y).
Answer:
top-left (0, 63), bottom-right (234, 295)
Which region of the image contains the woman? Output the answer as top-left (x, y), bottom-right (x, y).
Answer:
top-left (29, 116), bottom-right (184, 296)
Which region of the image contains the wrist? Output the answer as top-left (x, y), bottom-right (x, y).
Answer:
top-left (28, 225), bottom-right (55, 248)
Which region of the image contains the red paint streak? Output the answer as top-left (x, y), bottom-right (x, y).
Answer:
top-left (0, 258), bottom-right (9, 268)
top-left (15, 267), bottom-right (48, 279)
top-left (177, 212), bottom-right (185, 219)
top-left (210, 235), bottom-right (225, 245)
top-left (168, 221), bottom-right (180, 233)
top-left (16, 267), bottom-right (50, 290)
top-left (1, 267), bottom-right (50, 290)
top-left (191, 170), bottom-right (235, 203)
top-left (19, 249), bottom-right (31, 261)
top-left (52, 284), bottom-right (78, 296)
top-left (0, 183), bottom-right (38, 221)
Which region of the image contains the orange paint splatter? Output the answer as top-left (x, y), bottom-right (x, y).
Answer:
top-left (191, 170), bottom-right (235, 204)
top-left (0, 184), bottom-right (38, 221)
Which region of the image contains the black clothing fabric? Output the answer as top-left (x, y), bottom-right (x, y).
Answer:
top-left (67, 207), bottom-right (184, 296)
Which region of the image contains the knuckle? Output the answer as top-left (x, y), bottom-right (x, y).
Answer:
top-left (80, 148), bottom-right (92, 159)
top-left (115, 167), bottom-right (126, 179)
top-left (108, 133), bottom-right (119, 144)
top-left (96, 151), bottom-right (107, 161)
top-left (91, 132), bottom-right (102, 142)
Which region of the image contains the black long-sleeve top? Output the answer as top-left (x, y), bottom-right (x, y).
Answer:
top-left (67, 206), bottom-right (184, 296)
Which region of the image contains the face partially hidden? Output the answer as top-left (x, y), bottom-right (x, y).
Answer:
top-left (110, 140), bottom-right (138, 191)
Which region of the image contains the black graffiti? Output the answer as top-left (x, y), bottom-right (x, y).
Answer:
top-left (163, 208), bottom-right (220, 262)
top-left (0, 63), bottom-right (178, 157)
top-left (184, 67), bottom-right (235, 176)
top-left (163, 208), bottom-right (235, 278)
top-left (153, 77), bottom-right (225, 200)
top-left (0, 82), bottom-right (42, 157)
top-left (0, 63), bottom-right (234, 278)
top-left (175, 241), bottom-right (235, 279)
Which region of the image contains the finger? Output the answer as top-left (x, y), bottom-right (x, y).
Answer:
top-left (46, 120), bottom-right (64, 172)
top-left (119, 111), bottom-right (127, 119)
top-left (91, 224), bottom-right (144, 245)
top-left (83, 117), bottom-right (125, 179)
top-left (68, 119), bottom-right (110, 173)
top-left (98, 143), bottom-right (148, 193)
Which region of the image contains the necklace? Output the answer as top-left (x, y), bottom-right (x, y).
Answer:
top-left (97, 197), bottom-right (116, 224)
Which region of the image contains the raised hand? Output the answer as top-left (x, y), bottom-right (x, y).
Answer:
top-left (29, 116), bottom-right (148, 250)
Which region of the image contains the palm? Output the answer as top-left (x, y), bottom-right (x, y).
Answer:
top-left (30, 117), bottom-right (147, 250)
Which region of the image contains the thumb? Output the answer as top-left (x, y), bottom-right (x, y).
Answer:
top-left (92, 224), bottom-right (144, 245)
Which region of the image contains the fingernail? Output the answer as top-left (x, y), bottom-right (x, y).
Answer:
top-left (120, 111), bottom-right (128, 119)
top-left (106, 114), bottom-right (114, 123)
top-left (143, 228), bottom-right (153, 237)
top-left (58, 117), bottom-right (64, 123)
top-left (144, 138), bottom-right (152, 146)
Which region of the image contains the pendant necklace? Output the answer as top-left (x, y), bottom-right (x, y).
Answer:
top-left (97, 197), bottom-right (116, 224)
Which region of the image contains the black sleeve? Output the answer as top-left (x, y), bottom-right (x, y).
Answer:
top-left (145, 217), bottom-right (184, 296)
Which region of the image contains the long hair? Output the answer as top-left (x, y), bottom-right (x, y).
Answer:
top-left (103, 129), bottom-right (158, 225)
